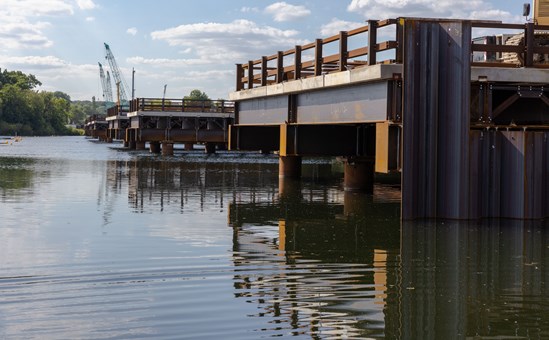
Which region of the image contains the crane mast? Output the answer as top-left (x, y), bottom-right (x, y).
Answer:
top-left (104, 43), bottom-right (130, 107)
top-left (106, 71), bottom-right (113, 103)
top-left (98, 62), bottom-right (113, 103)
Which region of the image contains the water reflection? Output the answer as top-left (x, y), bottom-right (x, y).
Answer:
top-left (107, 157), bottom-right (280, 214)
top-left (400, 219), bottom-right (549, 339)
top-left (0, 157), bottom-right (36, 200)
top-left (104, 156), bottom-right (549, 338)
top-left (229, 187), bottom-right (549, 338)
top-left (229, 180), bottom-right (401, 338)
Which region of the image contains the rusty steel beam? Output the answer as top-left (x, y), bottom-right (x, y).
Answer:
top-left (294, 45), bottom-right (302, 79)
top-left (314, 39), bottom-right (323, 76)
top-left (368, 20), bottom-right (378, 66)
top-left (491, 93), bottom-right (520, 119)
top-left (339, 31), bottom-right (348, 72)
top-left (525, 22), bottom-right (535, 68)
top-left (276, 51), bottom-right (284, 83)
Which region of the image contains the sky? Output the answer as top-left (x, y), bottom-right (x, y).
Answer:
top-left (0, 0), bottom-right (524, 102)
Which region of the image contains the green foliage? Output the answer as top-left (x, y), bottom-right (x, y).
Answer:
top-left (0, 69), bottom-right (84, 136)
top-left (184, 89), bottom-right (210, 101)
top-left (70, 100), bottom-right (105, 125)
top-left (0, 69), bottom-right (41, 90)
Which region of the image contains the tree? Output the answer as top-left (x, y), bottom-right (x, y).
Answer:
top-left (0, 69), bottom-right (42, 90)
top-left (184, 89), bottom-right (210, 101)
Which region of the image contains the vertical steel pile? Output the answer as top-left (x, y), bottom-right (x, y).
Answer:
top-left (402, 20), bottom-right (472, 219)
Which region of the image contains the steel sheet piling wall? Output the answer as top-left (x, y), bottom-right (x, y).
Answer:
top-left (402, 20), bottom-right (472, 219)
top-left (469, 130), bottom-right (549, 219)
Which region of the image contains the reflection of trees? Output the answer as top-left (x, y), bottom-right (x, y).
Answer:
top-left (0, 157), bottom-right (36, 201)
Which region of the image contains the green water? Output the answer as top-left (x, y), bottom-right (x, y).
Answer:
top-left (0, 137), bottom-right (547, 339)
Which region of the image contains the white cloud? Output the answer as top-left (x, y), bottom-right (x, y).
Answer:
top-left (127, 56), bottom-right (210, 67)
top-left (151, 19), bottom-right (304, 63)
top-left (0, 55), bottom-right (67, 69)
top-left (85, 16), bottom-right (95, 22)
top-left (347, 0), bottom-right (514, 21)
top-left (0, 54), bottom-right (98, 98)
top-left (1, 0), bottom-right (74, 16)
top-left (0, 18), bottom-right (53, 49)
top-left (0, 0), bottom-right (76, 49)
top-left (264, 2), bottom-right (311, 22)
top-left (320, 18), bottom-right (365, 36)
top-left (240, 7), bottom-right (259, 13)
top-left (127, 27), bottom-right (138, 36)
top-left (76, 0), bottom-right (96, 10)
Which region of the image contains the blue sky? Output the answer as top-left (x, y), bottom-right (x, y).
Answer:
top-left (0, 0), bottom-right (523, 101)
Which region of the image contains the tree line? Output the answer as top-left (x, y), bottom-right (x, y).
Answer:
top-left (0, 69), bottom-right (104, 136)
top-left (0, 69), bottom-right (213, 136)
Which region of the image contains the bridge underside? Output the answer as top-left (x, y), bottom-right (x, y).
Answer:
top-left (121, 114), bottom-right (233, 154)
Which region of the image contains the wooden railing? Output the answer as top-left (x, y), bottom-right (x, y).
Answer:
top-left (85, 114), bottom-right (106, 124)
top-left (129, 98), bottom-right (235, 113)
top-left (236, 18), bottom-right (402, 91)
top-left (235, 18), bottom-right (549, 91)
top-left (471, 22), bottom-right (549, 68)
top-left (106, 104), bottom-right (129, 118)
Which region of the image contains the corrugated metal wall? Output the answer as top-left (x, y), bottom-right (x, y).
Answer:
top-left (470, 130), bottom-right (549, 219)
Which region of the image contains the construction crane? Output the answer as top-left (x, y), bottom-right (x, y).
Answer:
top-left (106, 71), bottom-right (113, 103)
top-left (98, 62), bottom-right (113, 104)
top-left (104, 43), bottom-right (130, 107)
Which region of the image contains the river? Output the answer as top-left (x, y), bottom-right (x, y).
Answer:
top-left (0, 136), bottom-right (547, 339)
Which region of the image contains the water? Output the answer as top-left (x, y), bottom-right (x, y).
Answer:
top-left (0, 137), bottom-right (547, 339)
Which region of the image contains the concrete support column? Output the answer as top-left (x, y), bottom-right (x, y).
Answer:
top-left (149, 141), bottom-right (161, 153)
top-left (279, 156), bottom-right (302, 178)
top-left (162, 142), bottom-right (174, 156)
top-left (128, 141), bottom-right (137, 149)
top-left (135, 141), bottom-right (146, 150)
top-left (184, 143), bottom-right (194, 151)
top-left (204, 143), bottom-right (215, 154)
top-left (344, 158), bottom-right (374, 192)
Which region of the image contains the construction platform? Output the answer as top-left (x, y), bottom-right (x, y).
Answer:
top-left (84, 114), bottom-right (108, 141)
top-left (229, 18), bottom-right (549, 220)
top-left (107, 98), bottom-right (235, 155)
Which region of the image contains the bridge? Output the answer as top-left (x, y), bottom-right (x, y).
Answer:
top-left (84, 114), bottom-right (108, 141)
top-left (228, 18), bottom-right (549, 220)
top-left (105, 98), bottom-right (234, 155)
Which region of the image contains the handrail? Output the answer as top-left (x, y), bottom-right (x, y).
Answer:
top-left (128, 98), bottom-right (235, 114)
top-left (236, 18), bottom-right (401, 91)
top-left (235, 18), bottom-right (549, 91)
